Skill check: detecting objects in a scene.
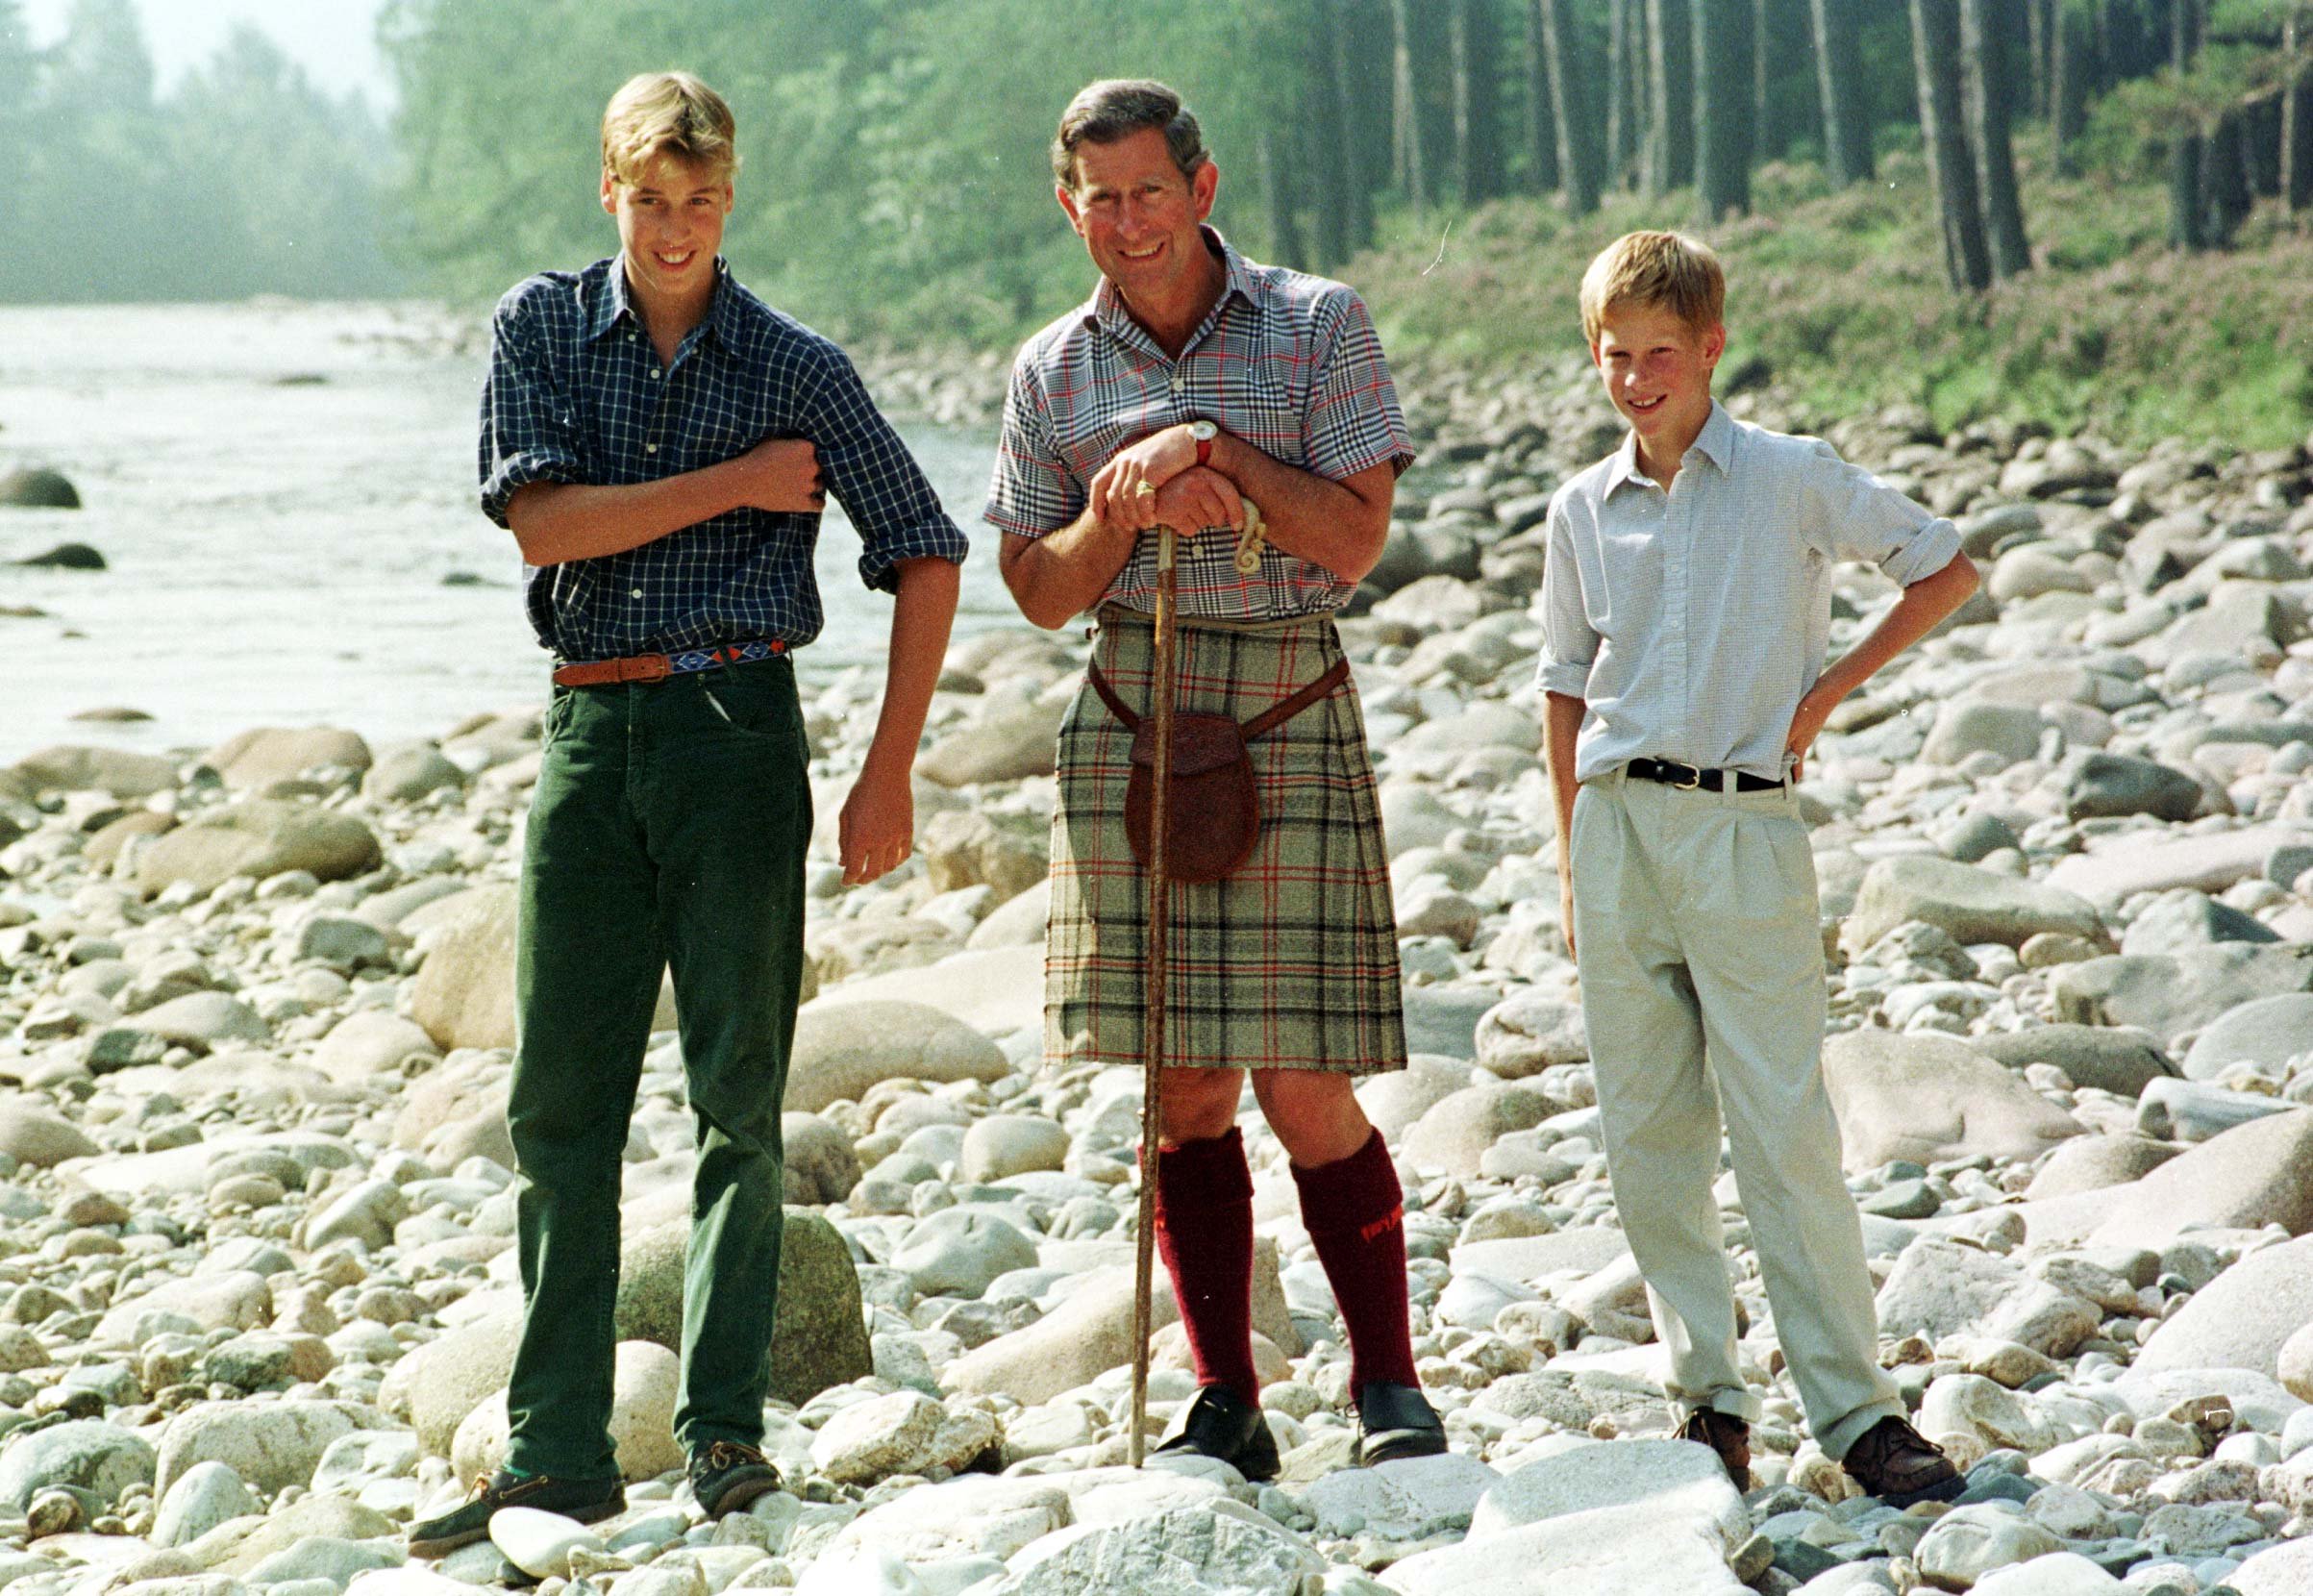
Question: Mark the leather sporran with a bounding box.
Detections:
[1087,655,1350,885]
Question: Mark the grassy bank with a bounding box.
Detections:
[1347,137,2313,453]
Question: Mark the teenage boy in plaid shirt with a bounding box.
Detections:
[989,79,1444,1477]
[410,71,964,1558]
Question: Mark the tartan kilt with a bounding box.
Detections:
[1046,608,1407,1076]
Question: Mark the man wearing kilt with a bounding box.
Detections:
[987,79,1444,1476]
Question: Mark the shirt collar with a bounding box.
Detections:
[585,255,739,349]
[1082,225,1258,350]
[1604,399,1735,495]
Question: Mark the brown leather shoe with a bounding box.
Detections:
[1676,1408,1753,1490]
[1842,1415,1964,1506]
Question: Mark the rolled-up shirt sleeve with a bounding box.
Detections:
[1535,492,1599,699]
[982,360,1081,541]
[1305,289,1416,481]
[478,289,586,530]
[801,344,968,594]
[1799,438,1962,586]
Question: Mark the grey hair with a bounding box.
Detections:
[1052,79,1208,188]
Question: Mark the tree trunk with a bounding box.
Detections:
[2202,106,2251,246]
[2026,0,2051,121]
[1522,0,1559,190]
[1331,0,1379,253]
[1753,0,1781,160]
[1910,0,1992,290]
[1259,129,1307,271]
[1391,0,1429,212]
[1646,0,1695,194]
[1541,0,1602,212]
[1960,0,2030,276]
[1451,0,1503,206]
[1306,2,1354,268]
[1608,0,1644,187]
[2170,0,2203,248]
[2052,0,2089,177]
[2245,90,2281,198]
[1811,0,1876,185]
[1694,0,1753,221]
[2286,5,2313,213]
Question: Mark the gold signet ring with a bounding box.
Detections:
[1133,481,1157,497]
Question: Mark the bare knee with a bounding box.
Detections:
[1252,1070,1374,1167]
[1156,1067,1244,1146]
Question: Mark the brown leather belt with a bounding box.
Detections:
[551,639,786,688]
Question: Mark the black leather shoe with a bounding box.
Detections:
[407,1469,625,1559]
[1842,1415,1964,1507]
[1356,1383,1447,1466]
[689,1439,783,1517]
[1156,1385,1281,1482]
[1677,1408,1754,1490]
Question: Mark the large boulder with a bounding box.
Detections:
[2180,994,2313,1080]
[154,1400,386,1496]
[993,1502,1324,1596]
[406,886,682,1051]
[1822,1031,2082,1173]
[2062,752,2204,822]
[783,999,1010,1113]
[2083,1110,2313,1251]
[917,702,1064,786]
[1383,1499,1745,1596]
[948,1242,1298,1407]
[135,800,381,895]
[11,744,177,799]
[0,1100,100,1166]
[2050,943,2313,1045]
[1472,991,1588,1078]
[1876,1237,2101,1357]
[1845,856,2104,953]
[808,945,1045,1035]
[0,1420,155,1510]
[2133,1234,2313,1380]
[2024,1135,2180,1200]
[1400,1084,1555,1178]
[2048,826,2313,909]
[1973,1025,2175,1098]
[613,1209,871,1407]
[377,1305,522,1459]
[311,1010,439,1084]
[200,728,372,790]
[450,1341,681,1484]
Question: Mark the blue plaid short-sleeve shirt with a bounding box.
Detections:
[984,228,1414,621]
[480,255,968,661]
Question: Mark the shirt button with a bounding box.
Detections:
[631,588,643,599]
[645,443,658,454]
[648,369,660,381]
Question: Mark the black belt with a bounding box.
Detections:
[1627,757,1785,794]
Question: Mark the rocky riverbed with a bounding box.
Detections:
[1,364,2312,1596]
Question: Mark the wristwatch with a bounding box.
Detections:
[1188,418,1218,468]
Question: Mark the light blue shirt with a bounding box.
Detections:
[1537,402,1961,784]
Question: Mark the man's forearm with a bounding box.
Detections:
[507,463,743,567]
[1545,692,1585,872]
[999,512,1137,630]
[1209,435,1391,585]
[1817,552,1980,701]
[861,558,962,776]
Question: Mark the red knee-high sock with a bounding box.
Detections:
[1147,1126,1260,1404]
[1293,1130,1419,1399]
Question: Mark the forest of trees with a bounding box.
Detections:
[0,0,401,302]
[3,0,2309,327]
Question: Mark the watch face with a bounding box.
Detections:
[1190,420,1217,440]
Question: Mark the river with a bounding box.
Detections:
[0,300,1014,766]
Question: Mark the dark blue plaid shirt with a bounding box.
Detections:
[480,255,968,661]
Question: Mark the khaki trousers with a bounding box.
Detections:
[1569,766,1902,1461]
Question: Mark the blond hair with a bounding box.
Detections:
[601,71,738,186]
[1579,231,1725,346]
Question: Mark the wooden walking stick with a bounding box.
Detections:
[1129,519,1181,1469]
